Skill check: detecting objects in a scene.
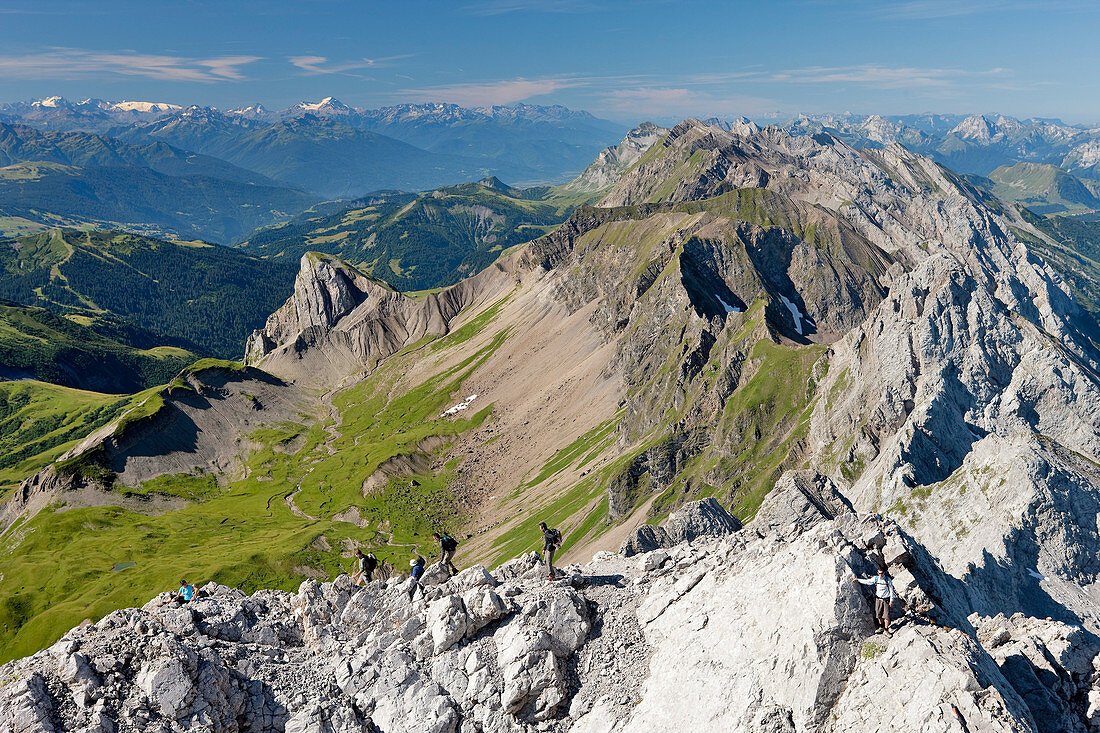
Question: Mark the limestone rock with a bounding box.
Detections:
[754,469,853,537]
[621,497,741,556]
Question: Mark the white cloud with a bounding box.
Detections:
[691,65,1011,91]
[461,0,601,16]
[868,0,1094,19]
[402,77,585,106]
[288,54,410,75]
[0,49,261,82]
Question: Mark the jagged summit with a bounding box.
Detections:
[564,121,669,192]
[476,175,512,192]
[286,96,354,117]
[950,113,997,142]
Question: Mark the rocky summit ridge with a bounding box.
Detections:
[4,493,1100,732]
[6,118,1100,731]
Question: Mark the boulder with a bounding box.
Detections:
[620,498,740,557]
[753,470,853,537]
[621,525,669,557]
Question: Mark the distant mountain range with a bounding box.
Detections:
[0,299,197,393]
[0,122,315,242]
[780,112,1100,179]
[0,96,627,201]
[241,176,593,291]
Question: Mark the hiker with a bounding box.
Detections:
[852,566,897,635]
[433,531,459,576]
[171,579,196,607]
[539,521,563,580]
[407,555,426,602]
[353,549,378,586]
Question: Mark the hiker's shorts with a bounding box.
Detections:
[874,597,891,621]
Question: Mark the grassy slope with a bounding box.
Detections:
[0,306,508,663]
[0,381,140,500]
[0,299,197,393]
[982,163,1100,214]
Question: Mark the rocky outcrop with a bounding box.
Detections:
[752,470,853,537]
[244,251,517,385]
[565,122,668,193]
[5,510,1098,732]
[620,497,741,556]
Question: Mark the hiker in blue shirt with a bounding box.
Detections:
[852,566,897,635]
[407,556,426,602]
[172,579,196,606]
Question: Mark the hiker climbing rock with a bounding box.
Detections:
[171,579,196,607]
[353,549,377,586]
[539,521,563,580]
[852,565,897,635]
[433,531,459,576]
[408,555,426,602]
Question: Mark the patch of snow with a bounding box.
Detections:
[442,394,478,417]
[1028,568,1045,581]
[34,96,66,108]
[715,294,742,314]
[295,97,350,113]
[779,295,809,335]
[111,101,182,113]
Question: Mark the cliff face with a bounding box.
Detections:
[564,122,669,193]
[244,251,518,387]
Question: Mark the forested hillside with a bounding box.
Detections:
[0,229,297,357]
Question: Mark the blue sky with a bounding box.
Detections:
[1,0,1098,124]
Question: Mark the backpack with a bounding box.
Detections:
[548,528,562,548]
[440,534,458,552]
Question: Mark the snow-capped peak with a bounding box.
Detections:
[950,114,996,142]
[32,96,68,108]
[109,101,183,113]
[292,97,352,114]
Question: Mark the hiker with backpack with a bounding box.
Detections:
[408,555,426,602]
[433,531,459,576]
[352,549,378,586]
[851,565,897,635]
[539,521,563,580]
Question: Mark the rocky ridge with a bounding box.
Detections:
[564,122,669,193]
[4,484,1100,732]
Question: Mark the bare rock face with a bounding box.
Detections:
[243,251,517,386]
[565,122,669,193]
[620,497,741,556]
[245,252,381,363]
[753,469,853,538]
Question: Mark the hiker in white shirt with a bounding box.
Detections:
[852,566,897,635]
